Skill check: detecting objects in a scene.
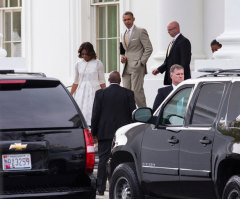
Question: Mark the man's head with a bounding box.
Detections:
[211,39,222,53]
[170,64,184,86]
[167,21,180,37]
[108,71,121,84]
[122,11,135,29]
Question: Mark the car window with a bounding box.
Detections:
[159,87,192,126]
[0,80,83,130]
[226,82,240,128]
[190,83,225,126]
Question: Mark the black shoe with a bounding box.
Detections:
[96,190,104,196]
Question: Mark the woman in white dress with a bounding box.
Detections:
[70,42,106,126]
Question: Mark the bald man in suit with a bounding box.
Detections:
[91,71,136,196]
[121,11,153,107]
[152,21,191,85]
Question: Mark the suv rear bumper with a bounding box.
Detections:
[0,175,96,199]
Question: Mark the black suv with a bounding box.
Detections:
[0,70,96,198]
[108,70,240,199]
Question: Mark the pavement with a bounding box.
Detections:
[96,183,109,199]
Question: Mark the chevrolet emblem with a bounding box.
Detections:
[9,143,27,151]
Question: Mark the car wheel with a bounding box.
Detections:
[109,162,142,199]
[223,175,240,199]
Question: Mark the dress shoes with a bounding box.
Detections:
[96,190,104,196]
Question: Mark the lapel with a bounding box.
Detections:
[123,26,136,49]
[169,34,182,54]
[166,85,173,94]
[128,26,136,48]
[123,29,127,49]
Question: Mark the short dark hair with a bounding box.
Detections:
[108,71,121,84]
[211,39,222,48]
[78,42,97,59]
[123,11,134,18]
[170,64,184,74]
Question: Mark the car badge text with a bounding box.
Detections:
[9,143,27,151]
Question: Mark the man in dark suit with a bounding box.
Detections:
[153,64,184,112]
[152,21,191,85]
[91,71,136,196]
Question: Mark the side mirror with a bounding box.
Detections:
[132,107,153,123]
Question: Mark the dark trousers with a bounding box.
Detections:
[97,139,112,192]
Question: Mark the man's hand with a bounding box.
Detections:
[152,69,159,75]
[93,136,98,144]
[121,56,127,63]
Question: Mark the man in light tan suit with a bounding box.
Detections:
[121,11,153,107]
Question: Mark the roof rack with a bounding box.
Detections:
[0,70,46,77]
[198,68,240,78]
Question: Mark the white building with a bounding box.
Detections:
[0,0,239,106]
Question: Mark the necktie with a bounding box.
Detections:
[167,38,174,57]
[125,29,130,47]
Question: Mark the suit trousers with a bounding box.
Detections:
[122,66,146,107]
[97,139,112,192]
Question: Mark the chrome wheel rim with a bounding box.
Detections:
[114,176,131,199]
[227,189,240,199]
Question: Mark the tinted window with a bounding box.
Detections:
[190,83,224,125]
[0,80,82,130]
[227,82,240,127]
[160,87,192,126]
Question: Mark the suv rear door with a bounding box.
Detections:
[179,82,229,199]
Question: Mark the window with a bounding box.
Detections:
[226,82,240,128]
[0,80,82,130]
[190,83,225,126]
[160,87,192,126]
[92,0,120,73]
[0,0,22,57]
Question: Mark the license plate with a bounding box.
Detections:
[2,154,32,171]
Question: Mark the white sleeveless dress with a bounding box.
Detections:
[73,59,105,125]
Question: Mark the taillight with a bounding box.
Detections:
[84,129,95,174]
[0,80,26,84]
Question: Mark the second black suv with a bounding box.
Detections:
[108,70,240,199]
[0,70,96,198]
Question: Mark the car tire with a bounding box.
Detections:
[223,175,240,199]
[109,162,142,199]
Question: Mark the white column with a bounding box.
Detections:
[214,0,240,59]
[142,0,204,107]
[153,0,205,64]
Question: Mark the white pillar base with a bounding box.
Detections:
[214,32,240,59]
[0,57,27,72]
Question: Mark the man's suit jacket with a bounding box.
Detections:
[122,25,153,74]
[158,34,191,85]
[152,85,173,112]
[91,84,136,140]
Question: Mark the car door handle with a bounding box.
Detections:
[168,137,179,144]
[199,137,212,145]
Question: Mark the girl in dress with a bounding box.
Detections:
[71,42,106,126]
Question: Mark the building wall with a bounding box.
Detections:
[16,0,225,107]
[28,0,75,87]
